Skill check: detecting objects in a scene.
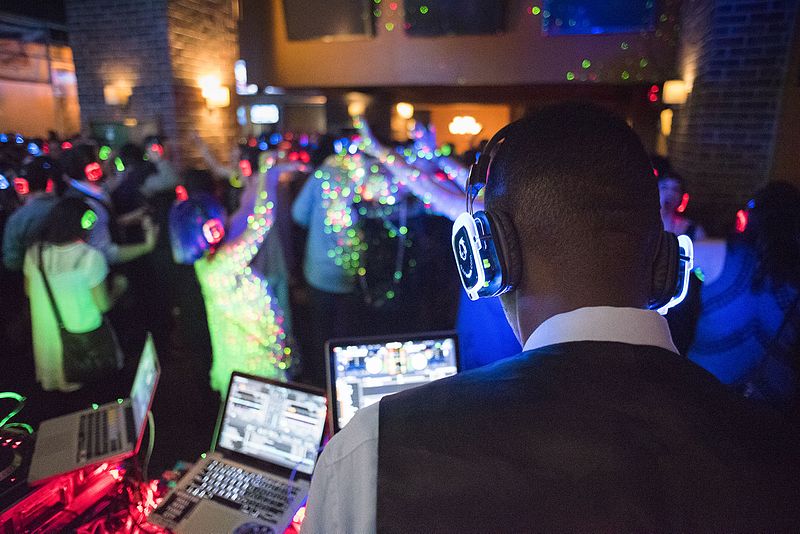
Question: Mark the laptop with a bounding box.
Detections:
[149,374,328,534]
[28,334,160,484]
[326,331,460,432]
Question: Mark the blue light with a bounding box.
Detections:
[258,141,268,151]
[15,135,23,144]
[0,134,7,143]
[27,142,40,156]
[0,175,8,189]
[269,133,282,145]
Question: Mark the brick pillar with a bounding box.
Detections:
[65,0,238,169]
[168,0,239,168]
[668,0,800,235]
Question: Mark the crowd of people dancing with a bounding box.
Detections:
[1,110,798,423]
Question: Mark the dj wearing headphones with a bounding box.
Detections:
[303,104,798,532]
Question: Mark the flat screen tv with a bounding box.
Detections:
[404,0,508,37]
[282,0,374,41]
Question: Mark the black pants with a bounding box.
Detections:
[304,287,364,389]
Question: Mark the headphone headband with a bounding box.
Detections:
[466,122,516,214]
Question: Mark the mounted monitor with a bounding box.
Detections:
[404,0,508,37]
[282,0,374,41]
[542,0,656,35]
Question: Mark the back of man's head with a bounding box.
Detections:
[485,103,661,305]
[21,156,60,192]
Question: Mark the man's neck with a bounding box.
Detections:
[512,291,647,346]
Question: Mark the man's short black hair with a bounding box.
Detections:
[42,197,92,244]
[485,103,661,283]
[62,144,100,181]
[21,156,61,192]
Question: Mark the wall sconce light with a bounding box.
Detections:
[448,115,483,136]
[662,80,688,105]
[395,102,414,119]
[660,108,674,137]
[104,83,132,106]
[199,75,231,109]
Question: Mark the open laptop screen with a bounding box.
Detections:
[217,375,327,475]
[131,335,159,438]
[328,332,459,431]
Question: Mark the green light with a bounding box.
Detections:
[581,59,591,69]
[99,146,111,160]
[566,71,575,81]
[201,453,207,459]
[386,290,395,299]
[81,210,97,230]
[373,8,381,16]
[385,22,394,31]
[420,5,428,14]
[92,403,99,410]
[117,398,124,404]
[373,0,380,3]
[621,70,630,80]
[639,58,648,68]
[114,156,125,172]
[531,6,541,15]
[393,271,402,280]
[693,267,705,282]
[399,226,408,235]
[440,144,452,157]
[483,258,491,269]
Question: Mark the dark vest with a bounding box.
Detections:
[377,342,799,532]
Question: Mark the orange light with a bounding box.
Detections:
[677,193,690,213]
[735,209,749,233]
[13,177,29,195]
[239,159,253,177]
[203,218,225,245]
[84,162,103,181]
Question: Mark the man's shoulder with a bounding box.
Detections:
[320,402,380,466]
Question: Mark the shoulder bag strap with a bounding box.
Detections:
[37,244,66,330]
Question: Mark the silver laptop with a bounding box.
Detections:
[28,334,160,484]
[149,373,328,534]
[326,331,460,432]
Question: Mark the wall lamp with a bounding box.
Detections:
[199,75,231,109]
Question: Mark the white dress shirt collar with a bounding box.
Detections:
[522,306,678,354]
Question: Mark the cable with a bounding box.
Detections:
[142,410,155,483]
[0,391,26,428]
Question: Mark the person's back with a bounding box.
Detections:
[303,104,800,532]
[2,157,60,270]
[690,182,800,413]
[379,340,797,531]
[23,199,110,392]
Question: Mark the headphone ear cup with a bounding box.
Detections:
[650,231,680,310]
[485,210,522,291]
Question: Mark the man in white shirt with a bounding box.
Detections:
[303,104,798,532]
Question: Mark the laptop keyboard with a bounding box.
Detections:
[77,409,123,462]
[185,459,300,522]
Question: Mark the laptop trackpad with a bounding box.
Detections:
[178,500,275,534]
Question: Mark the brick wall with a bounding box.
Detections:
[669,0,800,235]
[65,0,238,168]
[65,0,176,139]
[167,0,239,168]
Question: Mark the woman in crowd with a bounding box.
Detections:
[173,153,306,394]
[22,197,136,391]
[689,181,800,414]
